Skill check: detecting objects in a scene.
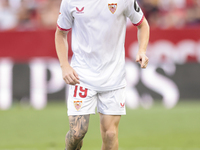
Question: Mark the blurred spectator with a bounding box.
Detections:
[0,0,17,31]
[139,0,200,29]
[0,0,199,31]
[138,0,160,28]
[185,0,200,27]
[17,0,39,31]
[38,0,61,29]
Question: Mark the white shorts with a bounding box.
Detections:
[67,85,126,116]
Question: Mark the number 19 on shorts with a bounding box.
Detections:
[73,85,88,98]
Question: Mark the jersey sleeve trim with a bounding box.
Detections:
[57,24,71,31]
[133,15,144,26]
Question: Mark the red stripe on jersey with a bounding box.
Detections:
[133,15,145,26]
[57,24,71,31]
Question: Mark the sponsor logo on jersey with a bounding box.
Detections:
[120,102,125,108]
[108,3,117,14]
[76,7,84,13]
[74,101,82,111]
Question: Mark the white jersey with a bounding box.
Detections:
[57,0,144,91]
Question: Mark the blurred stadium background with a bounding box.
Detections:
[0,0,200,149]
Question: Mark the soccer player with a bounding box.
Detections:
[55,0,149,149]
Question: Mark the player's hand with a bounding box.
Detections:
[136,52,149,69]
[61,65,80,85]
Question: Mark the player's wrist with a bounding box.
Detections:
[60,63,70,68]
[137,50,146,55]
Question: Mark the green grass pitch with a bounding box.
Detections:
[0,101,200,150]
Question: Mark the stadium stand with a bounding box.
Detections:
[0,0,200,31]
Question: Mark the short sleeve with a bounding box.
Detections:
[57,0,73,31]
[124,0,144,26]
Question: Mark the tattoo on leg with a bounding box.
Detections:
[65,115,89,150]
[75,140,83,150]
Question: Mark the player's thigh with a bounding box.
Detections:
[68,115,90,136]
[99,113,121,132]
[97,87,126,115]
[67,85,97,116]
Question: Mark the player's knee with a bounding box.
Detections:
[104,130,116,142]
[72,128,88,141]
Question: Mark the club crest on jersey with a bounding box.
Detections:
[74,101,82,111]
[76,7,84,13]
[108,3,117,14]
